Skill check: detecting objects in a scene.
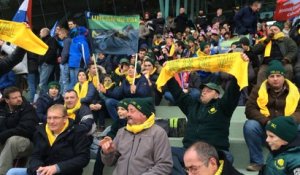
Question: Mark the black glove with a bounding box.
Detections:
[263,33,274,44]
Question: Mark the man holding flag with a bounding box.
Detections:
[158,53,249,175]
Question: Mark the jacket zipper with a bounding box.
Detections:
[134,138,142,156]
[126,135,135,175]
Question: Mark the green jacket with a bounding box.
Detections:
[260,135,300,175]
[166,77,240,150]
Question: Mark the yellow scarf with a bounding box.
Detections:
[259,32,285,57]
[45,119,69,146]
[115,67,127,76]
[215,160,224,175]
[126,113,155,134]
[169,43,175,57]
[150,67,157,75]
[65,100,81,120]
[126,74,141,85]
[74,81,89,99]
[257,79,300,117]
[104,82,115,90]
[88,73,99,88]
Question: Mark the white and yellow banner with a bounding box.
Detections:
[156,52,249,91]
[0,19,48,55]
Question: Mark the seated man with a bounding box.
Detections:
[253,21,298,84]
[244,60,300,171]
[64,89,95,135]
[0,87,38,175]
[7,104,91,175]
[101,98,173,175]
[259,116,300,175]
[184,141,243,175]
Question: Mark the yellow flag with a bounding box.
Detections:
[156,52,249,92]
[0,20,48,55]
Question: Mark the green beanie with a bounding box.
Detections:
[48,81,60,91]
[144,58,155,66]
[265,116,298,143]
[187,35,195,43]
[271,22,284,31]
[267,60,285,76]
[128,97,155,118]
[117,98,130,110]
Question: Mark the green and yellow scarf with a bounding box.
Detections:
[215,160,224,175]
[45,119,69,146]
[88,73,99,88]
[74,81,89,99]
[257,79,299,117]
[65,100,81,120]
[115,67,127,76]
[259,32,285,57]
[126,74,141,85]
[126,113,155,134]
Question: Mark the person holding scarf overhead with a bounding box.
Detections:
[101,98,172,175]
[253,22,298,84]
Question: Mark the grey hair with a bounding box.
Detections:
[188,141,219,166]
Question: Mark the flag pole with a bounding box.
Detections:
[133,53,138,85]
[92,53,100,86]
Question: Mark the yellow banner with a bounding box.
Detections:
[156,52,249,92]
[0,20,48,55]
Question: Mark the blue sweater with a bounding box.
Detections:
[69,35,90,68]
[121,75,152,98]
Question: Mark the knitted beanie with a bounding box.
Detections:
[48,81,60,91]
[271,21,284,31]
[267,60,285,76]
[265,116,298,143]
[128,97,155,118]
[117,98,130,110]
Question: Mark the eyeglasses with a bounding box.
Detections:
[184,164,205,174]
[47,116,65,121]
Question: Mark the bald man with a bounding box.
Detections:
[38,27,59,95]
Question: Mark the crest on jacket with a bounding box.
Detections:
[208,107,217,114]
[274,158,285,170]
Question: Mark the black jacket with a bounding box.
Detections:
[175,13,188,33]
[39,35,58,65]
[0,98,38,143]
[218,151,244,175]
[234,7,258,35]
[27,52,39,73]
[27,120,91,175]
[0,47,26,76]
[35,94,64,123]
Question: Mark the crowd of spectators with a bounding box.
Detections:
[1,0,300,174]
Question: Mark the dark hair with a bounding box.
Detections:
[65,89,78,97]
[77,69,88,80]
[101,74,112,83]
[67,19,77,25]
[3,87,21,99]
[175,40,186,50]
[251,0,261,5]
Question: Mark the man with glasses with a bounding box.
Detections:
[184,141,242,175]
[0,87,38,175]
[6,104,91,175]
[253,21,298,84]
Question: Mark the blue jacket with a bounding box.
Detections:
[35,94,64,122]
[69,35,90,68]
[0,71,15,90]
[234,7,258,35]
[121,75,152,98]
[103,84,123,100]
